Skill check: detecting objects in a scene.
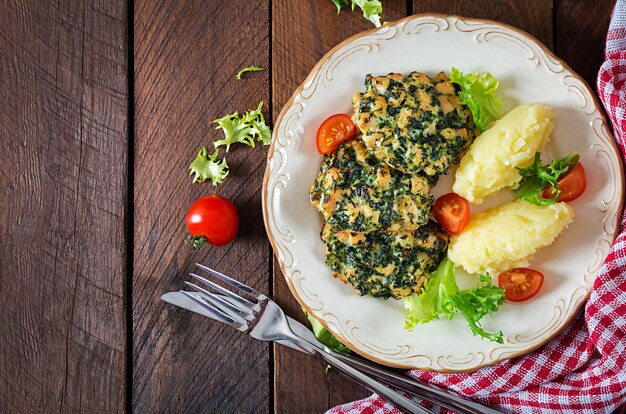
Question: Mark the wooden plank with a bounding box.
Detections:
[271,1,407,412]
[132,1,271,412]
[413,0,554,49]
[555,0,614,88]
[0,0,127,412]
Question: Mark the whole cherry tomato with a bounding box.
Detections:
[186,195,239,247]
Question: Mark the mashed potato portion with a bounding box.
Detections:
[448,199,574,274]
[453,104,554,204]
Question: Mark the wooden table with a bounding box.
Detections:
[0,0,616,412]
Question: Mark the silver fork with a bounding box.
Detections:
[179,263,433,414]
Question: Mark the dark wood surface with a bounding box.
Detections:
[0,0,128,412]
[0,0,616,413]
[132,1,271,413]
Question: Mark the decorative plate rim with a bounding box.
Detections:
[262,13,625,371]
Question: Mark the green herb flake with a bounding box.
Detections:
[189,146,229,185]
[236,65,264,80]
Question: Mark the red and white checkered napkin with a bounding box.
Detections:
[328,2,626,413]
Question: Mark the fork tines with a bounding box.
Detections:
[181,264,265,333]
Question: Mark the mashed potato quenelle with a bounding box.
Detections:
[448,199,574,274]
[453,104,555,204]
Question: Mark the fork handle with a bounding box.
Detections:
[289,337,433,414]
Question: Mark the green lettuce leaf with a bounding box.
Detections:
[445,274,506,343]
[514,152,580,205]
[188,146,229,185]
[213,101,271,151]
[330,0,382,27]
[403,257,505,343]
[403,256,458,328]
[449,67,503,132]
[236,65,264,80]
[304,309,352,356]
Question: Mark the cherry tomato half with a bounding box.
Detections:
[432,193,470,235]
[185,195,239,247]
[541,162,587,203]
[498,268,544,302]
[316,114,357,154]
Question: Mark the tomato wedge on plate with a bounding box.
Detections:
[316,114,357,154]
[432,193,470,235]
[541,162,587,202]
[498,268,544,302]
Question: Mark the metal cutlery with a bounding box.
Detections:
[162,264,503,414]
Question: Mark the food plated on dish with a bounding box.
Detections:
[263,14,623,371]
[310,67,583,343]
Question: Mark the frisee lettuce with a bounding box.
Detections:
[304,309,352,356]
[330,0,382,27]
[403,257,506,343]
[450,67,503,132]
[514,152,580,205]
[213,101,272,151]
[236,65,264,80]
[189,146,229,185]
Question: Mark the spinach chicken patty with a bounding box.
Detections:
[311,71,473,300]
[322,222,449,299]
[353,71,477,176]
[310,139,434,233]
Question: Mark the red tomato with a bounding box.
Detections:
[185,195,239,247]
[498,268,544,302]
[432,193,470,235]
[541,162,587,202]
[316,114,357,154]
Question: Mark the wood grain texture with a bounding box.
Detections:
[271,1,407,413]
[133,1,271,412]
[0,0,127,412]
[413,0,554,49]
[555,0,614,88]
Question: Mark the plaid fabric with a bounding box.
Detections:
[329,2,626,413]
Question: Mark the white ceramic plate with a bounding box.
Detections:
[262,14,624,372]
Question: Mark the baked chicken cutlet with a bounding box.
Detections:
[310,139,434,233]
[352,71,477,175]
[322,222,449,299]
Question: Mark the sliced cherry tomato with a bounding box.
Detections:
[432,193,470,235]
[185,195,239,247]
[498,268,544,302]
[316,114,357,154]
[541,162,587,203]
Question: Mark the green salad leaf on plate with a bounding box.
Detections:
[403,257,506,343]
[450,67,503,132]
[304,309,352,356]
[514,152,580,206]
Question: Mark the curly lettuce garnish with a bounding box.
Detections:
[514,152,580,205]
[403,257,505,343]
[330,0,382,27]
[236,65,264,80]
[213,101,271,151]
[189,146,229,185]
[450,67,503,132]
